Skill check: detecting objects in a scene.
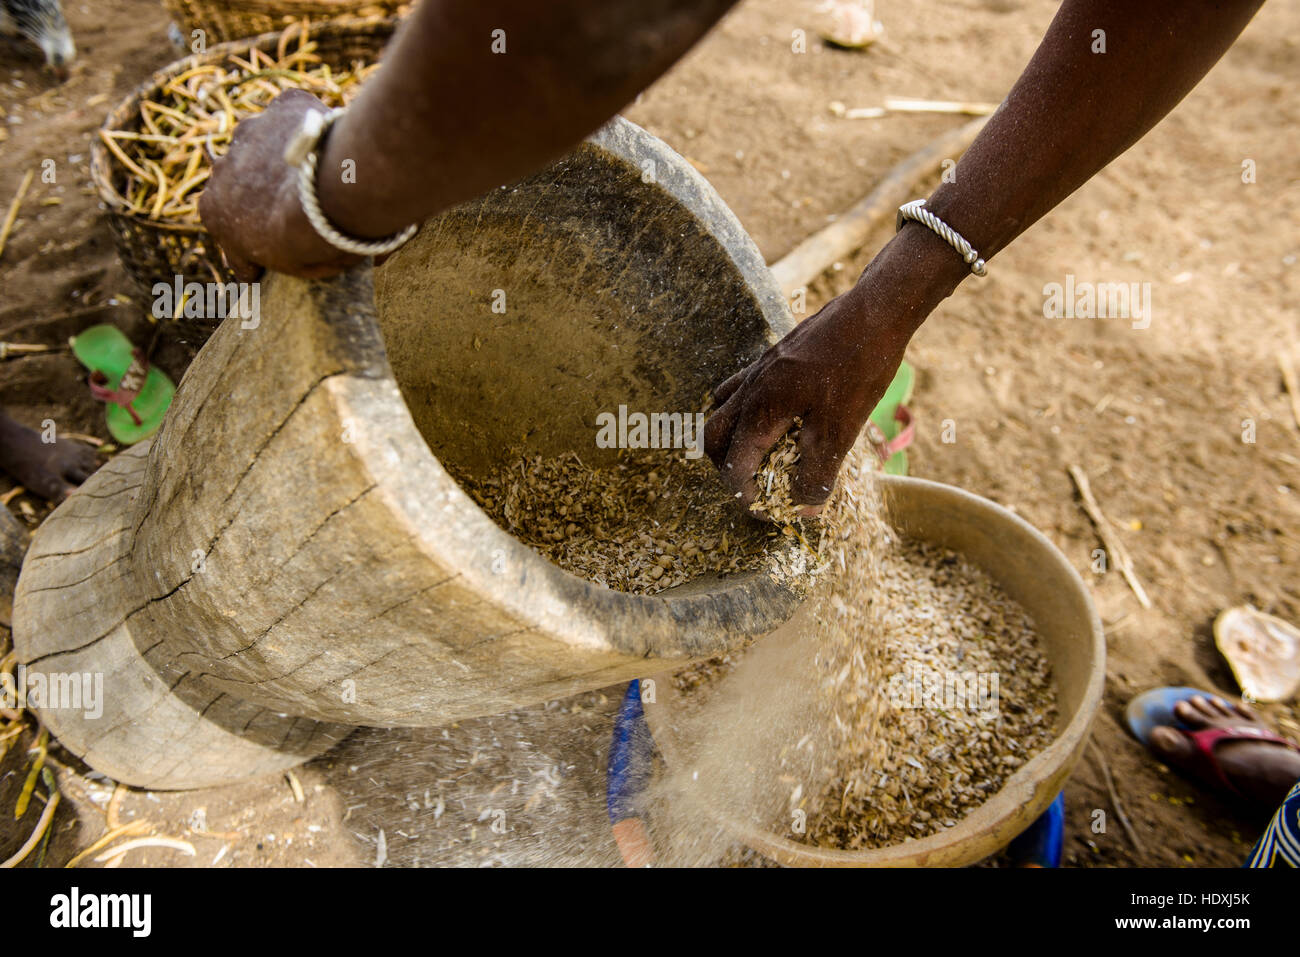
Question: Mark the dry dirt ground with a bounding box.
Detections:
[1,0,1298,867]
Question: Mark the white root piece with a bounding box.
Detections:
[92,836,196,863]
[882,97,999,116]
[829,99,998,120]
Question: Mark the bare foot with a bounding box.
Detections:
[0,412,101,502]
[1148,694,1300,806]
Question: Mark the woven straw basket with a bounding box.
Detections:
[90,17,396,344]
[163,0,409,44]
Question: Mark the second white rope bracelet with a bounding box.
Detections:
[896,199,987,277]
[283,107,420,258]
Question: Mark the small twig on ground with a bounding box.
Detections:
[286,769,305,803]
[55,433,104,447]
[65,819,151,868]
[1089,739,1144,854]
[34,768,58,867]
[0,169,35,260]
[830,99,999,119]
[0,303,131,331]
[1103,612,1134,634]
[0,342,59,360]
[188,829,244,841]
[14,729,49,819]
[1068,464,1152,609]
[883,97,999,115]
[93,836,196,865]
[3,768,59,868]
[1,788,60,867]
[769,115,989,298]
[106,782,127,829]
[1279,351,1300,432]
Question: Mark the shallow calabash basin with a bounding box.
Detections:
[644,474,1105,867]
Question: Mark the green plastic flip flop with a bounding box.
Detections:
[71,325,174,445]
[865,359,915,476]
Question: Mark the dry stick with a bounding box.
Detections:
[0,791,60,868]
[1279,351,1300,432]
[1088,739,1144,854]
[14,729,49,819]
[0,304,132,331]
[834,107,887,120]
[64,819,151,868]
[54,432,104,447]
[286,769,305,803]
[0,169,35,261]
[1068,464,1152,609]
[768,116,989,300]
[882,97,999,115]
[105,782,127,829]
[0,343,58,360]
[93,836,195,864]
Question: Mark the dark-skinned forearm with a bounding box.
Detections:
[863,0,1263,333]
[316,0,739,240]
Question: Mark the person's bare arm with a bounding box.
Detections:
[706,0,1265,513]
[200,0,738,278]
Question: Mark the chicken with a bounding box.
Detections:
[0,0,76,78]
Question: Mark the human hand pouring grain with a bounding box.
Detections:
[704,290,913,518]
[195,0,1262,523]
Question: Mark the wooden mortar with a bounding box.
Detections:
[12,117,798,789]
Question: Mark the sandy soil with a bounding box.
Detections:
[1,0,1297,867]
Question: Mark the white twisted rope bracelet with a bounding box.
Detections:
[896,199,987,277]
[284,107,419,259]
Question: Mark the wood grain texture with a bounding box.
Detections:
[12,117,802,788]
[13,444,352,789]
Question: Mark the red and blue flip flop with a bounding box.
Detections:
[1126,687,1300,801]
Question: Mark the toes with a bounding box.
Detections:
[1190,694,1225,720]
[1174,697,1213,727]
[1234,700,1262,722]
[1208,696,1237,718]
[1148,725,1196,767]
